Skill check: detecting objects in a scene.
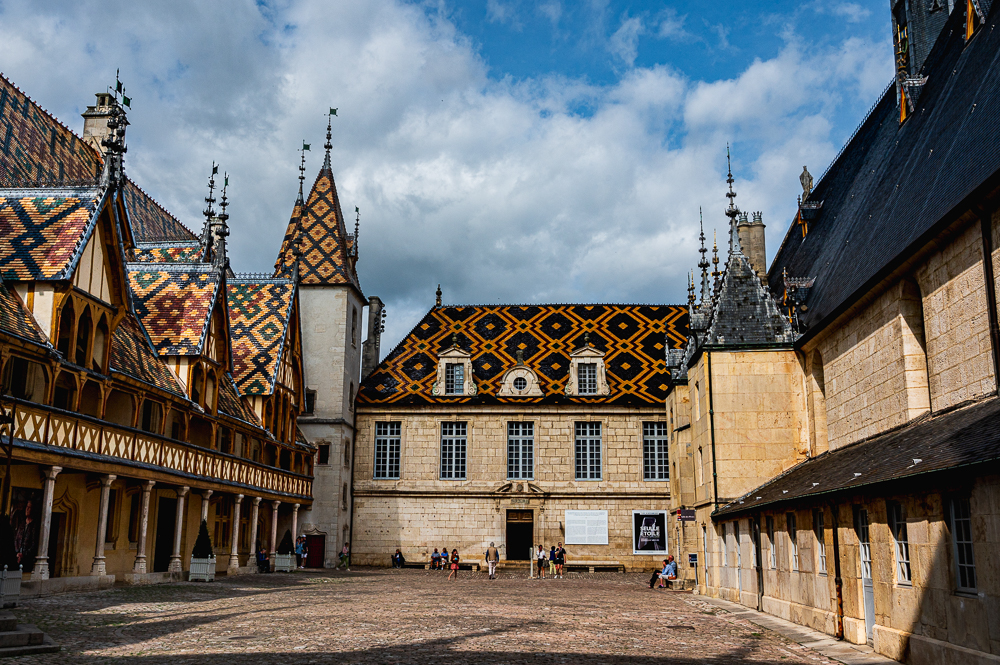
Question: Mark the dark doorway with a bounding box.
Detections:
[153,497,177,573]
[305,535,325,568]
[506,510,533,560]
[47,512,65,578]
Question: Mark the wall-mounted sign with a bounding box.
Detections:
[688,553,698,566]
[676,509,696,522]
[565,510,608,545]
[510,498,530,505]
[632,510,668,554]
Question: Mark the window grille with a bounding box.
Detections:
[887,502,911,585]
[814,509,827,574]
[950,498,976,592]
[574,422,602,480]
[507,422,534,480]
[444,364,464,394]
[578,363,597,394]
[374,422,401,479]
[440,422,467,479]
[787,512,799,571]
[642,422,669,480]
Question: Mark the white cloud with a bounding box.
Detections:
[487,0,519,28]
[656,9,690,41]
[828,2,871,23]
[0,0,893,355]
[538,1,561,29]
[608,13,644,67]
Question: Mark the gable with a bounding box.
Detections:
[128,266,220,355]
[228,279,295,396]
[122,179,197,243]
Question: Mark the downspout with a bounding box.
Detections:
[830,501,845,640]
[979,209,1000,396]
[707,351,720,513]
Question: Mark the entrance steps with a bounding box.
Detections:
[0,611,59,657]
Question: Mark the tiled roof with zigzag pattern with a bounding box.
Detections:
[228,278,295,396]
[0,279,46,344]
[128,265,220,356]
[110,314,185,396]
[359,303,688,406]
[122,179,197,243]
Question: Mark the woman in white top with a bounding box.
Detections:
[536,545,547,579]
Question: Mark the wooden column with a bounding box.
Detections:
[90,474,117,576]
[228,494,243,573]
[32,466,62,581]
[200,489,213,523]
[132,481,155,574]
[168,486,189,573]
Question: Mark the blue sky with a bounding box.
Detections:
[0,0,894,352]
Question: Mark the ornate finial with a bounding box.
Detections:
[584,332,590,347]
[687,270,696,305]
[219,172,230,222]
[451,332,458,348]
[204,162,217,220]
[323,108,336,170]
[98,72,130,189]
[516,349,524,365]
[352,206,360,259]
[698,207,711,304]
[712,230,721,293]
[297,142,309,205]
[435,284,442,307]
[724,145,742,256]
[215,172,231,270]
[201,163,218,260]
[800,165,813,199]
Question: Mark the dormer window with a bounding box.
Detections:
[565,334,610,397]
[445,364,464,394]
[513,377,526,390]
[578,363,597,394]
[432,334,477,397]
[498,350,543,397]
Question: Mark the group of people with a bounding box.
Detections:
[430,547,462,580]
[534,543,566,579]
[650,555,678,589]
[294,536,309,568]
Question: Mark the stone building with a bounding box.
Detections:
[353,302,688,569]
[666,3,1000,664]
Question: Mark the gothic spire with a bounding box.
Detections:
[201,162,218,261]
[323,110,333,171]
[698,207,711,304]
[98,72,130,190]
[297,143,307,206]
[214,172,231,270]
[725,145,743,256]
[712,230,721,294]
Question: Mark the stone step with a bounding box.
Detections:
[0,613,15,633]
[0,628,60,658]
[0,624,46,648]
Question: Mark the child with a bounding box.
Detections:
[440,544,449,570]
[448,549,460,581]
[431,548,441,570]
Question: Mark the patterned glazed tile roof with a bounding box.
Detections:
[130,241,204,264]
[218,371,263,427]
[128,265,221,355]
[228,278,295,396]
[109,315,185,396]
[122,179,197,243]
[359,304,689,406]
[273,160,361,290]
[0,279,47,344]
[0,186,103,280]
[0,73,102,187]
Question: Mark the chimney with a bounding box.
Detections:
[738,212,767,281]
[81,92,115,154]
[361,296,384,380]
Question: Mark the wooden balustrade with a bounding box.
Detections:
[8,400,311,499]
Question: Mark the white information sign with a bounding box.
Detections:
[564,510,609,545]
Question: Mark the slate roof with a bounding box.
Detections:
[0,279,47,344]
[273,157,361,290]
[0,186,104,281]
[130,241,204,264]
[122,179,197,243]
[128,264,221,355]
[0,73,102,187]
[716,396,1000,517]
[109,315,186,396]
[769,6,1000,333]
[359,304,689,406]
[228,278,295,396]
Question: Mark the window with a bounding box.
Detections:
[104,489,119,545]
[703,525,709,568]
[814,509,827,575]
[695,447,704,486]
[735,521,741,568]
[304,390,316,415]
[574,422,602,480]
[374,422,401,479]
[507,422,534,479]
[693,381,700,421]
[351,306,358,346]
[349,382,354,410]
[720,523,728,567]
[317,443,331,465]
[513,377,527,391]
[950,498,976,592]
[642,422,669,480]
[342,483,349,510]
[440,422,467,479]
[444,364,464,394]
[766,516,776,569]
[887,502,911,585]
[787,512,799,571]
[127,493,141,544]
[578,363,597,394]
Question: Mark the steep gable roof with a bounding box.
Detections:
[122,179,197,243]
[130,241,204,264]
[128,264,221,355]
[228,277,296,396]
[0,279,47,344]
[360,303,688,406]
[109,314,186,396]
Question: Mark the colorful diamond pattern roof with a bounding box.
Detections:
[128,266,220,355]
[0,280,46,344]
[359,304,689,406]
[228,279,295,396]
[218,371,262,427]
[273,163,360,289]
[130,242,204,263]
[0,74,102,187]
[0,187,102,280]
[110,315,185,396]
[122,179,196,243]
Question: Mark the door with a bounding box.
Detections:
[47,512,65,578]
[505,510,533,560]
[855,508,875,644]
[153,497,177,573]
[305,535,325,568]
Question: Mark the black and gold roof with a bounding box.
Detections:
[359,304,688,406]
[273,156,361,291]
[228,277,295,396]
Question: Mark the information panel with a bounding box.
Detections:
[564,510,608,545]
[632,510,668,554]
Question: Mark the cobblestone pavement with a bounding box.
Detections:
[11,569,843,664]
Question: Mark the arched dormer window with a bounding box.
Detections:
[92,315,109,373]
[498,350,543,397]
[56,299,75,358]
[191,365,204,405]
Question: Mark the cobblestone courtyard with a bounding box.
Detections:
[11,569,843,664]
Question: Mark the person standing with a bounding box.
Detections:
[448,549,460,581]
[336,542,350,571]
[536,545,547,579]
[485,542,500,580]
[548,546,556,578]
[295,536,305,568]
[555,542,565,578]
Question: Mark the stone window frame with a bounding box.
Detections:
[813,508,828,576]
[564,343,610,397]
[373,421,402,480]
[439,420,468,480]
[887,501,911,586]
[506,421,534,480]
[573,420,603,481]
[641,421,669,481]
[498,351,543,397]
[432,344,477,397]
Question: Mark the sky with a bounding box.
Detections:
[0,0,893,355]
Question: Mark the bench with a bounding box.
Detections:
[563,560,625,573]
[420,562,479,572]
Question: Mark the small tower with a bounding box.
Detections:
[737,210,767,282]
[81,93,116,154]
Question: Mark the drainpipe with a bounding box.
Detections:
[978,209,1000,396]
[707,351,720,512]
[830,501,845,640]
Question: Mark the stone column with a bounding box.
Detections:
[91,474,117,576]
[248,497,261,556]
[200,489,213,523]
[168,487,190,573]
[270,500,280,561]
[132,480,156,574]
[33,466,62,581]
[228,494,244,573]
[291,503,300,544]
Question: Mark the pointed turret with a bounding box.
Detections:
[698,208,711,305]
